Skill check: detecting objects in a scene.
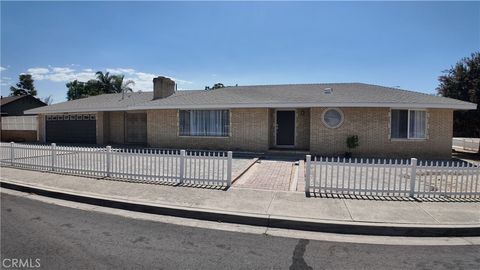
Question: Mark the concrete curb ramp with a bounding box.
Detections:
[1,180,479,237]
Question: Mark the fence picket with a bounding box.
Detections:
[305,155,479,198]
[1,143,231,187]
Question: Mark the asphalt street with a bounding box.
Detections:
[1,192,479,270]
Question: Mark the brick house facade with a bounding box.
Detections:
[29,76,475,159]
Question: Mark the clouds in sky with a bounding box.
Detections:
[1,66,12,86]
[24,66,192,91]
[27,67,96,83]
[0,77,12,86]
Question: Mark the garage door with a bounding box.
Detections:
[46,114,96,144]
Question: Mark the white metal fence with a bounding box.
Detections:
[1,116,37,130]
[0,142,233,187]
[305,156,480,198]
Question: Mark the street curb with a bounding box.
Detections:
[1,180,479,237]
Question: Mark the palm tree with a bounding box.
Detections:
[112,75,135,99]
[95,71,116,93]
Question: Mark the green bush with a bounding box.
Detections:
[345,135,359,158]
[346,135,359,150]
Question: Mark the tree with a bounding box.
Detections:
[212,83,225,89]
[66,79,103,100]
[66,71,137,100]
[66,80,86,100]
[112,75,135,98]
[205,83,226,90]
[437,52,480,137]
[10,74,37,96]
[96,71,117,94]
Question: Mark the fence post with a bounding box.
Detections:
[226,151,233,187]
[179,150,186,184]
[10,142,14,166]
[106,146,112,177]
[305,155,311,195]
[51,143,57,171]
[409,158,417,197]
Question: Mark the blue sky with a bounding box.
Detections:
[1,1,479,103]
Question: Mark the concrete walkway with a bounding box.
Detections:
[1,167,479,236]
[234,160,295,191]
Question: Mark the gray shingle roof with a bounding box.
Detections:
[1,95,25,106]
[25,83,476,114]
[25,92,154,114]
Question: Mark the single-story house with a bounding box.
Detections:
[1,95,47,116]
[1,95,47,142]
[25,77,477,159]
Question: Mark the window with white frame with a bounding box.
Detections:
[179,110,230,137]
[322,108,344,128]
[391,109,426,139]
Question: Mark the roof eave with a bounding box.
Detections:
[24,107,132,114]
[25,101,477,114]
[129,102,477,110]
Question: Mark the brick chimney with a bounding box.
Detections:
[153,76,176,99]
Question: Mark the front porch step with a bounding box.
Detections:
[263,149,310,160]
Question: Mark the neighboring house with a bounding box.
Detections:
[1,95,47,116]
[25,77,476,159]
[1,95,47,142]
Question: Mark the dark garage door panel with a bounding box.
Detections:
[46,120,96,144]
[126,113,147,144]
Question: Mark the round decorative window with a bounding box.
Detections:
[322,108,344,128]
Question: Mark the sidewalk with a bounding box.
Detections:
[1,167,479,236]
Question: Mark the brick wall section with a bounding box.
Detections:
[96,112,105,145]
[38,114,46,143]
[1,130,37,142]
[268,109,275,148]
[296,108,310,150]
[147,108,269,151]
[310,107,453,159]
[102,112,110,143]
[106,111,125,144]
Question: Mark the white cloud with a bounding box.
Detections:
[0,66,6,71]
[171,77,193,85]
[45,72,72,82]
[25,66,96,82]
[123,72,155,91]
[52,67,75,73]
[106,68,136,75]
[74,72,97,82]
[24,66,193,91]
[0,76,13,86]
[106,69,192,91]
[27,67,50,74]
